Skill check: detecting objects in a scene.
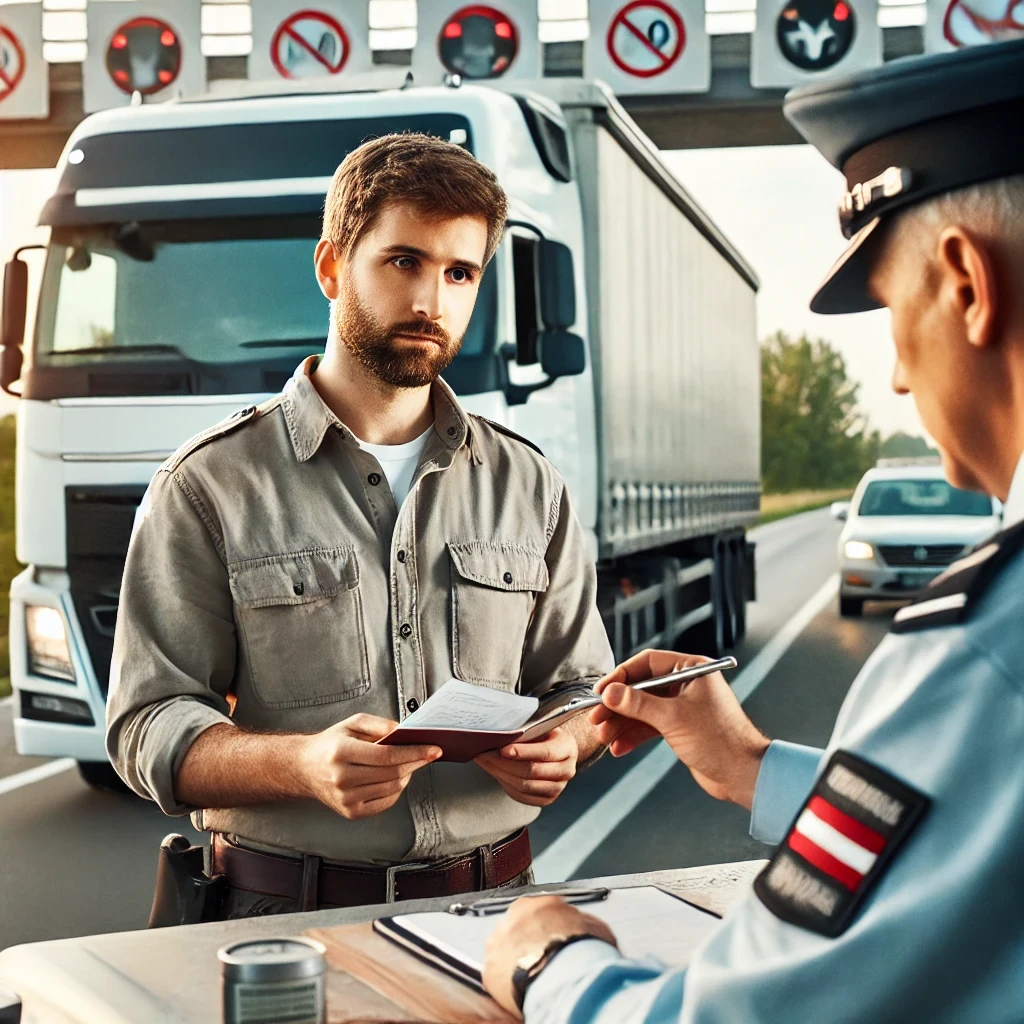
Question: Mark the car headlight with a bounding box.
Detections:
[25,605,75,682]
[844,540,875,561]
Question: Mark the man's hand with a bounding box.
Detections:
[588,650,770,809]
[483,896,619,1017]
[299,714,441,820]
[475,728,579,807]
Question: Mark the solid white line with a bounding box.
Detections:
[0,759,76,796]
[533,573,840,884]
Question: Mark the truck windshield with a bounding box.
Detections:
[33,217,497,397]
[858,479,994,517]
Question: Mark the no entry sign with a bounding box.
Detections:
[607,0,685,77]
[0,25,26,103]
[270,9,349,78]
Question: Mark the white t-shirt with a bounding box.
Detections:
[356,425,433,509]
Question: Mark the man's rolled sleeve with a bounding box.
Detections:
[105,468,237,815]
[519,480,614,698]
[749,740,823,844]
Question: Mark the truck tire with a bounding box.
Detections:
[77,761,132,795]
[839,596,864,618]
[722,545,740,649]
[686,555,726,657]
[732,542,748,642]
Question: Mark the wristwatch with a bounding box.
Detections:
[511,933,601,1012]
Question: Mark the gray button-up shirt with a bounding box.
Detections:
[106,357,613,864]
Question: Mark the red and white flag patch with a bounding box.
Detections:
[755,751,929,937]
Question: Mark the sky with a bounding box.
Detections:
[0,147,925,436]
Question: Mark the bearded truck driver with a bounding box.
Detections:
[105,132,613,921]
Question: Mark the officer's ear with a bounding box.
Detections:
[935,227,998,351]
[313,239,344,302]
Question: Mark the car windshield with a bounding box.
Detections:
[33,217,496,388]
[858,479,994,517]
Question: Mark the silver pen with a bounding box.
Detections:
[448,886,611,916]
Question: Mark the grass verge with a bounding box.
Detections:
[757,488,854,526]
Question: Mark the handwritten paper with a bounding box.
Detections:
[395,679,539,733]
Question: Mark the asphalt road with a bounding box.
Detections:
[0,507,897,952]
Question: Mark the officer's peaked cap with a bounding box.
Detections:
[783,38,1024,315]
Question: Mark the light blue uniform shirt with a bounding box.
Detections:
[526,455,1024,1024]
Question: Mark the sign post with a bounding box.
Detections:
[250,0,372,81]
[586,0,709,95]
[0,4,47,120]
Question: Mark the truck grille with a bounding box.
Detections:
[877,544,964,568]
[65,486,147,697]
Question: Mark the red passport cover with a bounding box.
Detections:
[377,727,526,763]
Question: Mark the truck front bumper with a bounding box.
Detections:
[9,566,108,763]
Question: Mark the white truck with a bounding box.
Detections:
[0,75,760,790]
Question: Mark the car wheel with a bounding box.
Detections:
[77,761,133,795]
[839,596,864,618]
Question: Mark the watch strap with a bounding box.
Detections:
[511,933,602,1012]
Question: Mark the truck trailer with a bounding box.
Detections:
[0,74,760,789]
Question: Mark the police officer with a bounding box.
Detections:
[483,38,1024,1022]
[106,133,612,919]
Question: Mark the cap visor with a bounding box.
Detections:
[810,218,886,315]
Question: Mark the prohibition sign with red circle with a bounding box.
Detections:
[0,25,27,103]
[607,0,686,78]
[271,10,350,79]
[105,16,182,95]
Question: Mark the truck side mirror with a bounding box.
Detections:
[1,257,28,396]
[538,330,585,378]
[537,240,576,329]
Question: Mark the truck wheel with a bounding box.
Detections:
[839,596,864,618]
[77,761,132,795]
[687,558,726,657]
[732,544,747,642]
[722,545,740,649]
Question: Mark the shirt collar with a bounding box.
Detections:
[1001,449,1024,530]
[280,355,472,463]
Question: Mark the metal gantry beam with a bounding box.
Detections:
[0,28,924,170]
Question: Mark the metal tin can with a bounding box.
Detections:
[218,937,327,1024]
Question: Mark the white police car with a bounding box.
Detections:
[833,462,1001,616]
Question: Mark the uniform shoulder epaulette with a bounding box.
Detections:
[891,518,1024,633]
[470,415,545,458]
[161,401,268,472]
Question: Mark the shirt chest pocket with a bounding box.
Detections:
[228,546,370,709]
[448,541,550,690]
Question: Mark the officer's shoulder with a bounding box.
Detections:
[891,520,1024,634]
[160,395,284,474]
[469,415,546,460]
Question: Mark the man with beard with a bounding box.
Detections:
[106,133,613,920]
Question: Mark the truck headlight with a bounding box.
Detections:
[25,605,75,682]
[844,540,875,561]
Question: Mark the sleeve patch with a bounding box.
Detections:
[754,751,930,937]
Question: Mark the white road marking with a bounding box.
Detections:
[533,573,840,883]
[0,758,76,796]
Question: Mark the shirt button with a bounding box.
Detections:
[368,472,382,486]
[406,698,419,713]
[399,623,412,638]
[397,550,407,564]
[503,572,513,585]
[293,582,304,596]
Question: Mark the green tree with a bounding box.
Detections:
[761,331,879,492]
[879,432,937,459]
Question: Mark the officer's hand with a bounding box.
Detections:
[588,650,770,809]
[483,896,619,1017]
[474,728,579,808]
[300,714,441,820]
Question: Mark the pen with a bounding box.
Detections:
[448,886,611,916]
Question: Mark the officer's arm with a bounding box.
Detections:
[519,478,614,765]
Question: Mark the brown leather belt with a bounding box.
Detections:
[210,828,532,910]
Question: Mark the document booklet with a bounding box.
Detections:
[372,885,721,992]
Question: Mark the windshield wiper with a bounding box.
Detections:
[240,338,325,349]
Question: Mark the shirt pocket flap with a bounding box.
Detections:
[228,547,359,608]
[448,541,549,593]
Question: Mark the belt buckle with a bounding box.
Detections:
[385,859,429,903]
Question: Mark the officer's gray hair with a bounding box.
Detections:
[893,174,1024,244]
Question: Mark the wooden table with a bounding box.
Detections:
[0,860,765,1024]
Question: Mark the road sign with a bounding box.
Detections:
[105,16,182,95]
[250,0,372,83]
[751,0,880,87]
[0,4,46,119]
[412,0,540,84]
[607,0,685,78]
[924,0,1024,52]
[84,0,203,112]
[271,10,349,78]
[587,0,708,94]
